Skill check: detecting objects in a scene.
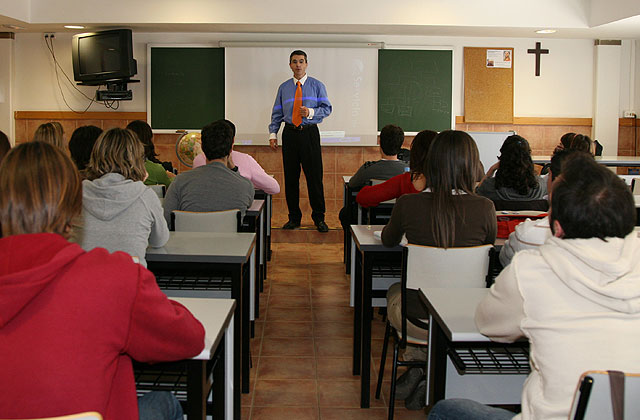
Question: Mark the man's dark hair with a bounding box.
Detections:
[224,119,236,138]
[201,120,233,160]
[550,149,592,181]
[379,124,404,156]
[550,154,635,240]
[290,50,307,62]
[68,125,103,171]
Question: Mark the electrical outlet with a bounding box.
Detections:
[44,33,55,39]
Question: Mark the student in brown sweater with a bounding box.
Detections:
[381,130,497,408]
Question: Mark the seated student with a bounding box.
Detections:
[77,128,169,267]
[429,153,640,420]
[338,124,407,230]
[164,119,254,226]
[0,129,10,162]
[68,125,103,174]
[348,124,407,190]
[33,121,65,150]
[476,134,547,202]
[540,132,594,175]
[127,120,175,188]
[0,142,204,420]
[356,129,437,208]
[499,149,590,266]
[192,120,280,194]
[381,130,497,409]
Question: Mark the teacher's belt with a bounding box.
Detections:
[284,123,317,131]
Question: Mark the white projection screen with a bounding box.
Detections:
[225,47,379,146]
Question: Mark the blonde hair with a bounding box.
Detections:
[33,122,65,149]
[85,128,147,182]
[0,142,82,238]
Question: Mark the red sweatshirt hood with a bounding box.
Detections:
[0,233,85,327]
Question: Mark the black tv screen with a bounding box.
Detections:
[72,29,137,85]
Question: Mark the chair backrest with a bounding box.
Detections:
[493,199,549,211]
[632,178,640,195]
[148,184,166,198]
[371,179,386,186]
[3,413,104,420]
[403,244,493,290]
[570,370,640,420]
[172,209,240,232]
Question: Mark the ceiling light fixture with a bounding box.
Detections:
[64,25,85,29]
[535,29,556,34]
[2,24,25,30]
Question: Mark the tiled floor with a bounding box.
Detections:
[243,241,428,419]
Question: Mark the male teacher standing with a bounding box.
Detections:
[269,50,332,232]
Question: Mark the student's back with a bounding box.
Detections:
[0,142,204,420]
[76,128,169,267]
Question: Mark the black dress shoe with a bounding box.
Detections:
[315,221,329,233]
[282,220,300,230]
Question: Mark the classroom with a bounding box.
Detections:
[0,1,640,419]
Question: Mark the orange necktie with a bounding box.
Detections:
[292,81,303,127]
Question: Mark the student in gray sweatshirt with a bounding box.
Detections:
[163,120,254,227]
[76,128,169,267]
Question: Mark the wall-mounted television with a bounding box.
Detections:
[72,29,137,85]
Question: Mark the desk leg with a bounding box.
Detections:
[225,316,239,420]
[360,251,373,408]
[213,334,226,420]
[241,263,251,393]
[352,246,362,376]
[266,195,272,261]
[186,360,207,420]
[427,315,448,407]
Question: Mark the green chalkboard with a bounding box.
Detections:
[150,47,225,130]
[378,49,453,132]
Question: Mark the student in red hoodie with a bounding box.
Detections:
[0,142,205,420]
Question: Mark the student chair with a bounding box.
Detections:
[492,199,549,211]
[569,370,640,420]
[366,179,396,225]
[148,184,166,198]
[376,243,493,420]
[171,209,241,232]
[2,413,103,420]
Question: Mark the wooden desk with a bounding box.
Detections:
[419,288,529,407]
[135,298,237,420]
[350,224,403,408]
[533,155,640,167]
[146,231,256,394]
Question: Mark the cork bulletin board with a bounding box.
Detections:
[464,47,514,123]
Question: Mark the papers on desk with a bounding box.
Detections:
[373,230,408,246]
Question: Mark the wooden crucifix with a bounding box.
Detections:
[527,42,549,76]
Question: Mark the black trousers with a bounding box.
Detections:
[282,124,325,224]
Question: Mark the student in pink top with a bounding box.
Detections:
[192,120,280,194]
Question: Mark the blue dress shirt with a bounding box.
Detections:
[269,76,332,134]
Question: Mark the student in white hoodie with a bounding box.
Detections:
[428,153,640,420]
[76,128,169,267]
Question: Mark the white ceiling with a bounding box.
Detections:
[1,0,639,39]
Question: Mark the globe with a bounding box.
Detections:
[175,132,202,167]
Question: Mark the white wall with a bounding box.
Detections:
[0,37,14,141]
[13,31,597,120]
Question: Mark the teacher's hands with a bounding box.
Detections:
[269,138,278,151]
[299,106,310,118]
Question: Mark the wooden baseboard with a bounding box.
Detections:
[14,111,147,120]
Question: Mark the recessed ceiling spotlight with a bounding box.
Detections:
[64,25,85,29]
[2,24,25,30]
[535,29,556,34]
